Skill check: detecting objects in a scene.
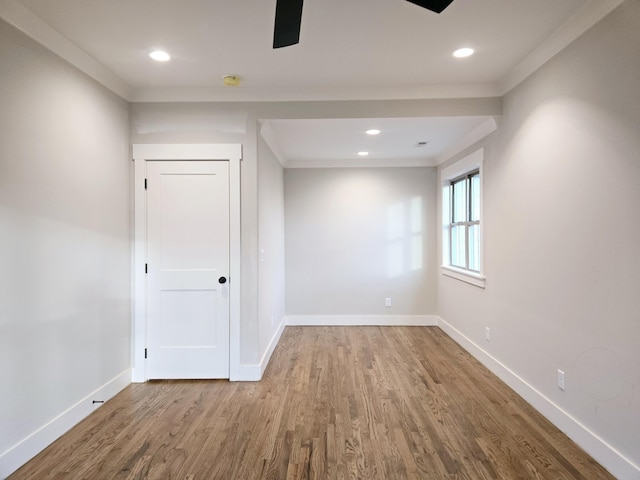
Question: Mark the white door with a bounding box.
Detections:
[146,160,230,379]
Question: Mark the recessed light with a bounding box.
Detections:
[358,151,369,156]
[366,129,381,135]
[453,47,474,58]
[149,50,171,62]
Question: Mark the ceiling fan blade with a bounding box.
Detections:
[405,0,454,14]
[273,0,304,48]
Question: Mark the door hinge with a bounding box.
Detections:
[144,178,147,190]
[144,348,147,359]
[145,263,148,274]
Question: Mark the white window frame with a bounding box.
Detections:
[441,148,486,288]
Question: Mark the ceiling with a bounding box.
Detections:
[260,116,495,167]
[1,0,622,167]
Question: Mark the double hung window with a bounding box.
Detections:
[449,171,480,272]
[441,148,485,287]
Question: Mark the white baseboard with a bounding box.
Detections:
[0,369,131,479]
[234,363,261,382]
[286,315,438,326]
[260,317,286,378]
[232,316,287,382]
[235,313,429,379]
[436,317,640,480]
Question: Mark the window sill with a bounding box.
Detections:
[441,265,486,288]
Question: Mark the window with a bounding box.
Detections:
[441,149,485,288]
[449,170,480,271]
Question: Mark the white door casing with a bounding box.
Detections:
[132,144,242,382]
[146,161,229,379]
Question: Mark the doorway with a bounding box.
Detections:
[132,144,242,382]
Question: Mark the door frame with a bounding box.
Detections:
[131,144,242,382]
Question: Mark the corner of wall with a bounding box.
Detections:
[233,316,287,382]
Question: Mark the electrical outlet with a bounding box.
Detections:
[557,369,565,391]
[485,327,491,341]
[385,297,392,307]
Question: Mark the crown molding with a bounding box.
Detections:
[129,83,500,103]
[0,0,132,100]
[1,0,624,103]
[499,0,625,95]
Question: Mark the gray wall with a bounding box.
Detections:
[3,1,637,475]
[129,98,482,359]
[438,1,640,472]
[285,167,438,316]
[258,136,286,355]
[0,17,131,466]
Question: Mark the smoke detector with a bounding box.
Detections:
[223,75,241,87]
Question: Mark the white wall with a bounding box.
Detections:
[257,135,286,371]
[0,19,131,476]
[285,167,438,320]
[437,2,640,477]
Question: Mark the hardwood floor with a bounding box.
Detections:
[9,327,615,479]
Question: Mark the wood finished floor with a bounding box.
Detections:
[9,326,615,480]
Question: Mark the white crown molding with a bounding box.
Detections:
[499,0,625,95]
[1,0,623,104]
[0,0,132,100]
[129,83,501,103]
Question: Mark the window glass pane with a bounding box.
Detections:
[452,179,467,222]
[445,160,482,274]
[451,225,466,268]
[468,224,480,271]
[470,173,480,222]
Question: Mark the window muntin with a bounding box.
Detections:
[448,170,480,272]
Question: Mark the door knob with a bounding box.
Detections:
[218,276,227,284]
